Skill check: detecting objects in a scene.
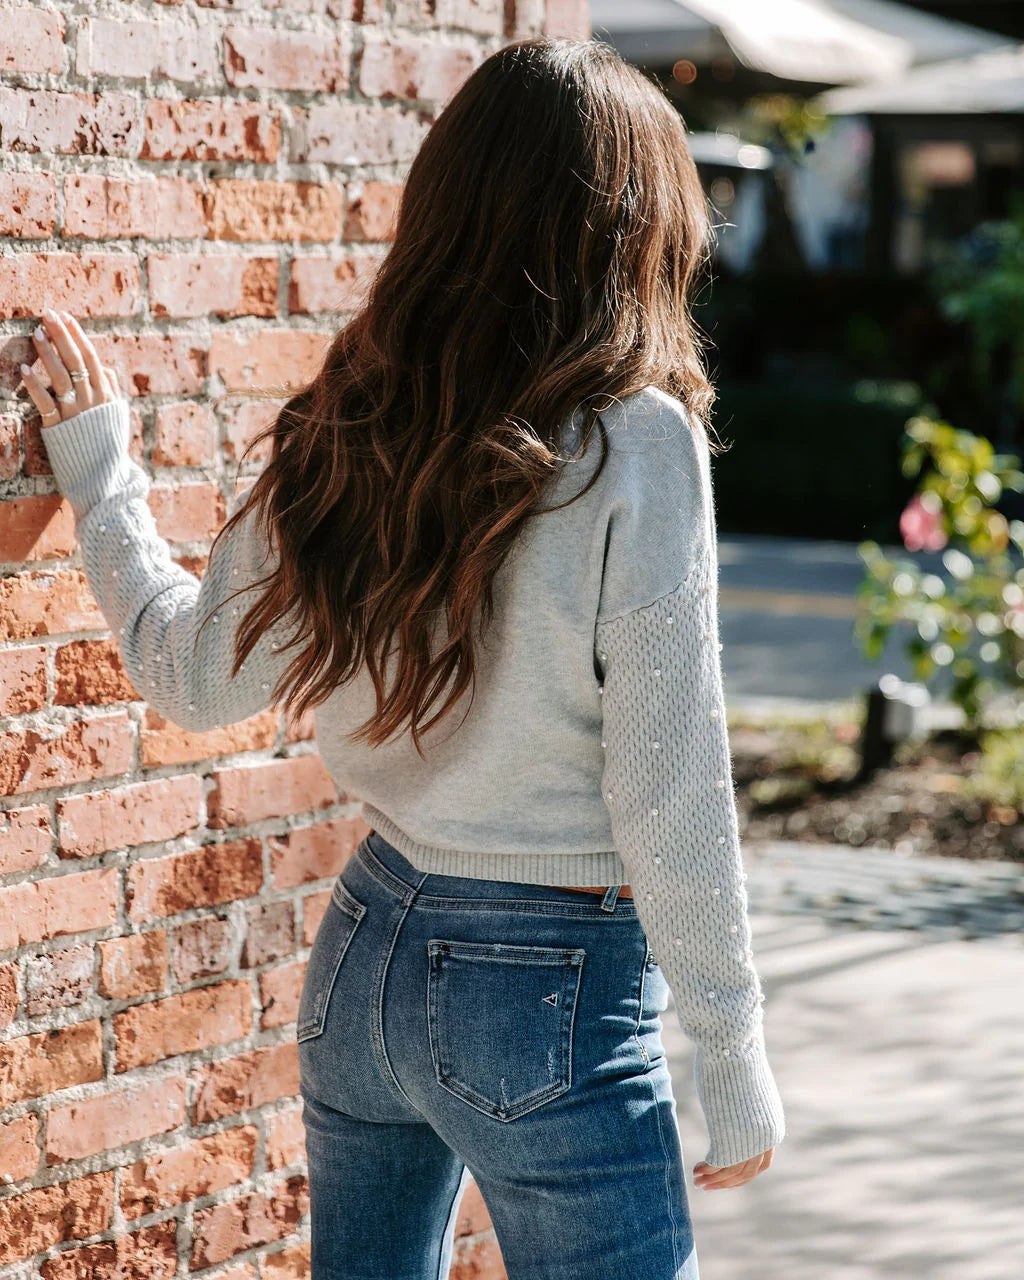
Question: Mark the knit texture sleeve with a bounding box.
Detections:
[593,396,786,1169]
[40,398,298,732]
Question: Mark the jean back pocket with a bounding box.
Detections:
[296,881,366,1043]
[427,939,585,1122]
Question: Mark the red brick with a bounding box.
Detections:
[438,0,504,33]
[0,644,47,715]
[269,817,364,889]
[153,401,217,467]
[63,174,205,239]
[0,88,138,156]
[288,250,385,314]
[242,900,295,969]
[0,1170,115,1267]
[451,1232,506,1279]
[53,637,141,708]
[139,707,278,768]
[0,804,51,876]
[0,413,19,479]
[0,712,134,796]
[0,5,65,73]
[0,1113,40,1183]
[193,1041,300,1123]
[23,943,93,1015]
[455,1178,493,1237]
[119,1124,258,1218]
[0,1019,104,1108]
[71,331,206,399]
[301,889,332,946]
[76,15,219,83]
[266,1105,306,1172]
[0,172,57,237]
[224,25,348,92]
[97,930,168,999]
[57,775,202,858]
[259,958,304,1030]
[545,0,590,38]
[302,102,428,165]
[358,34,478,102]
[148,481,224,542]
[0,252,141,320]
[192,1175,308,1269]
[142,98,281,162]
[0,867,118,951]
[208,755,338,828]
[0,494,77,561]
[261,1242,312,1280]
[149,253,278,318]
[344,180,402,241]
[0,569,104,641]
[127,837,262,922]
[203,179,342,242]
[209,328,328,390]
[47,1075,187,1163]
[221,399,279,465]
[38,1219,177,1280]
[112,979,252,1072]
[0,962,18,1028]
[169,915,233,984]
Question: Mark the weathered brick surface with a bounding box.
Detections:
[57,775,202,857]
[46,1075,187,1163]
[113,980,252,1072]
[208,754,338,828]
[119,1124,258,1217]
[0,4,545,1275]
[0,803,52,875]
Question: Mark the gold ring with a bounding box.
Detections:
[69,369,90,382]
[41,408,60,422]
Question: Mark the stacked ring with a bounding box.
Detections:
[69,368,90,382]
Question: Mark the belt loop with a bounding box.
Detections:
[600,884,621,913]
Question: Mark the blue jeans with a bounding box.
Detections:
[298,829,700,1280]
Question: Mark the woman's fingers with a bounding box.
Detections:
[62,312,116,403]
[18,362,63,430]
[39,309,93,416]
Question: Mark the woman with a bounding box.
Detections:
[20,36,784,1280]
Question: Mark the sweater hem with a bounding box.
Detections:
[362,806,630,886]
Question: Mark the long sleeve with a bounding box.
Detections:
[594,390,785,1169]
[40,398,298,732]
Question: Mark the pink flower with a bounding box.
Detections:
[899,492,947,552]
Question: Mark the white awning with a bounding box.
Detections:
[590,0,1014,86]
[816,42,1024,114]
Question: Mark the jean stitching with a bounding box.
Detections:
[632,947,651,1071]
[651,1063,683,1274]
[370,885,427,1116]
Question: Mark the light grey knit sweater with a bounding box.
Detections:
[40,385,785,1168]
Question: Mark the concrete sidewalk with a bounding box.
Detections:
[663,840,1024,1280]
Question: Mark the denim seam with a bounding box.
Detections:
[370,884,428,1116]
[632,948,651,1072]
[410,896,639,919]
[651,1066,683,1274]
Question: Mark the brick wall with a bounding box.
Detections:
[0,0,589,1275]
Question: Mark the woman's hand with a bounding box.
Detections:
[19,308,120,428]
[693,1146,774,1191]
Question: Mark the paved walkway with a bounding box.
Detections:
[663,839,1024,1280]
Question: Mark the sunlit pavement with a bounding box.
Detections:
[663,840,1024,1280]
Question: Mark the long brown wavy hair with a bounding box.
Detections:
[199,35,719,758]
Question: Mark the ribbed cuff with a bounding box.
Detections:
[693,1036,787,1168]
[38,398,140,520]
